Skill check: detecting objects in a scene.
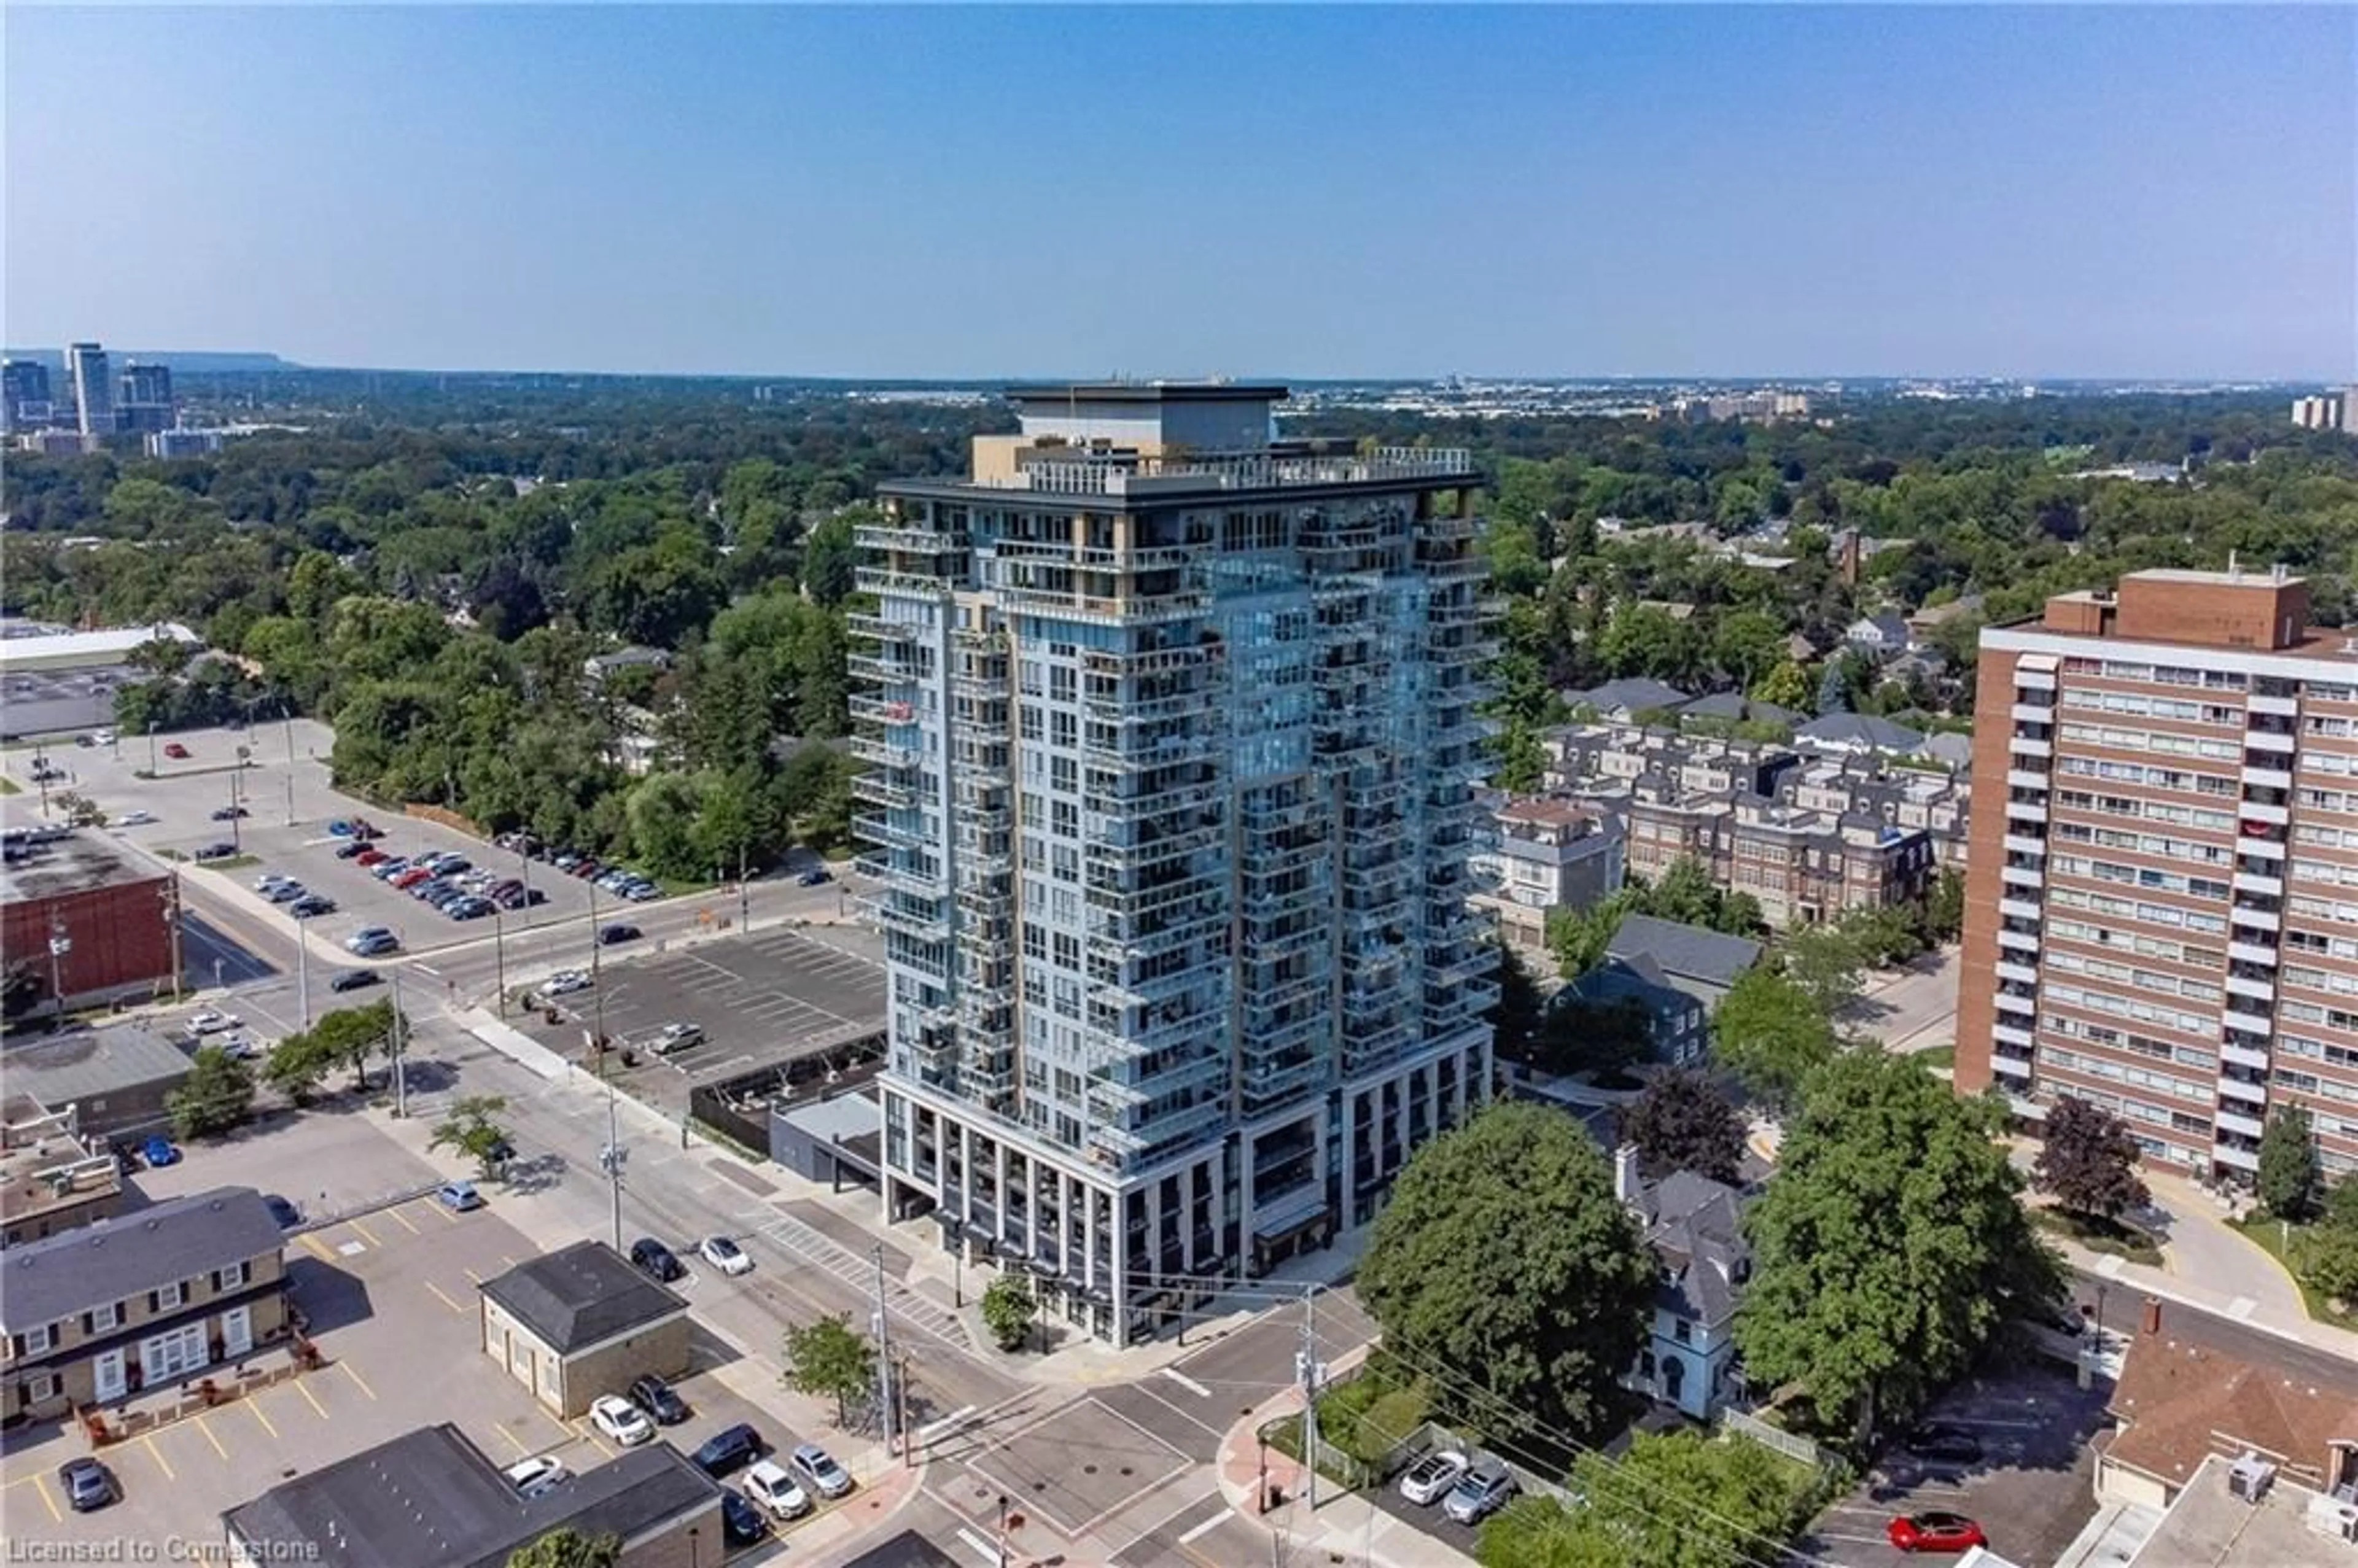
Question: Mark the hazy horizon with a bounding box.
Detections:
[8,6,2352,382]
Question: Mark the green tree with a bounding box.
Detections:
[2258,1105,2321,1222]
[2033,1096,2149,1222]
[1780,924,1866,1017]
[311,998,400,1090]
[1616,1068,1747,1185]
[980,1274,1036,1353]
[428,1095,514,1178]
[782,1314,877,1427]
[1544,894,1630,981]
[1491,720,1549,794]
[2290,1178,2358,1304]
[1749,659,1814,714]
[1711,610,1786,691]
[1489,944,1548,1067]
[1921,866,1966,944]
[1738,1052,2058,1442]
[1359,1103,1654,1440]
[801,511,862,607]
[263,1028,341,1106]
[1477,1428,1813,1568]
[168,1046,256,1139]
[1710,966,1840,1116]
[505,1527,621,1568]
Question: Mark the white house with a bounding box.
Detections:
[1616,1146,1753,1421]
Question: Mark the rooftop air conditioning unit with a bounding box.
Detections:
[2228,1452,2276,1503]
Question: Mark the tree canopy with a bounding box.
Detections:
[2033,1096,2149,1222]
[1616,1068,1748,1186]
[1359,1103,1654,1444]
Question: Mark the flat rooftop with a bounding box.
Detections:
[0,1123,119,1230]
[0,1021,193,1108]
[2126,1453,2357,1566]
[0,828,168,904]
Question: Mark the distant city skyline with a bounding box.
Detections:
[6,6,2351,381]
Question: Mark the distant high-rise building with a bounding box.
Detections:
[66,343,111,440]
[1957,566,2358,1187]
[2291,393,2349,432]
[147,428,224,460]
[1,359,53,433]
[118,361,174,433]
[858,382,1498,1345]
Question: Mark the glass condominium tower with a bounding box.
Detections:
[857,382,1500,1346]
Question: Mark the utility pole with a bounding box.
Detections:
[599,1081,624,1252]
[1300,1285,1321,1512]
[896,1352,914,1470]
[295,920,311,1028]
[228,775,243,853]
[492,902,508,1016]
[162,876,184,1002]
[47,917,71,1019]
[390,970,408,1119]
[284,772,295,828]
[872,1244,897,1457]
[148,723,158,775]
[737,845,750,930]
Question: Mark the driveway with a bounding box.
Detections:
[1841,946,1958,1054]
[1801,1351,2107,1568]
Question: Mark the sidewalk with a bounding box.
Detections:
[1211,1383,1477,1568]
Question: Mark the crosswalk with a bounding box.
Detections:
[752,1208,972,1349]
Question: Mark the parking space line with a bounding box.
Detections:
[142,1433,177,1482]
[383,1205,421,1235]
[492,1422,532,1457]
[426,1280,468,1314]
[575,1422,615,1461]
[294,1378,331,1420]
[195,1412,229,1459]
[247,1395,281,1438]
[340,1361,378,1401]
[301,1232,337,1262]
[463,1267,484,1283]
[30,1472,63,1523]
[346,1216,383,1248]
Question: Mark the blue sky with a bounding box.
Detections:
[6,6,2351,379]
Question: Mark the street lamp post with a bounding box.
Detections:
[995,1492,1010,1568]
[295,918,311,1028]
[47,918,71,1019]
[492,902,508,1016]
[148,723,158,774]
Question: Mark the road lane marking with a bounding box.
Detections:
[340,1362,378,1401]
[143,1434,177,1481]
[247,1397,280,1438]
[917,1404,977,1442]
[954,1528,998,1566]
[463,1267,484,1283]
[1160,1368,1212,1398]
[426,1281,468,1314]
[301,1232,336,1262]
[1179,1514,1224,1545]
[196,1413,228,1459]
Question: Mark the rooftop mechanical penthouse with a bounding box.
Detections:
[854,382,1499,1345]
[1959,566,2358,1186]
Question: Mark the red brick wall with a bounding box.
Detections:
[2,878,176,1006]
[2114,576,2310,651]
[1953,648,2020,1096]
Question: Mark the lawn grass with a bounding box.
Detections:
[1914,1044,1956,1071]
[2228,1215,2358,1330]
[190,853,260,872]
[0,775,18,795]
[2033,1208,2164,1266]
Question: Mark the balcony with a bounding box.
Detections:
[2214,1143,2260,1173]
[2247,692,2298,718]
[1998,896,2044,923]
[1995,991,2036,1017]
[2004,798,2049,825]
[2220,1039,2271,1071]
[2233,870,2284,899]
[2216,1074,2269,1107]
[1998,926,2040,954]
[850,691,919,726]
[2009,735,2053,759]
[2014,668,2057,692]
[2246,728,2296,755]
[2228,940,2279,968]
[2237,835,2286,862]
[852,772,917,810]
[2011,703,2057,725]
[2239,798,2290,826]
[2001,863,2045,890]
[2215,1108,2267,1141]
[2242,763,2294,791]
[2002,833,2049,859]
[1994,960,2039,988]
[2006,767,2052,793]
[1991,1052,2034,1079]
[1992,1021,2036,1049]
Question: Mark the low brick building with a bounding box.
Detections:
[0,831,177,1017]
[0,1096,122,1247]
[479,1241,690,1419]
[1,1186,289,1424]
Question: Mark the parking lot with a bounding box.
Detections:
[1,1147,826,1561]
[1802,1352,2109,1567]
[521,927,887,1115]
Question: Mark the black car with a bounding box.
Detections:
[797,867,833,887]
[693,1422,763,1477]
[630,1237,686,1283]
[1902,1423,1985,1465]
[597,923,641,945]
[628,1372,690,1426]
[720,1491,769,1547]
[210,805,250,821]
[290,895,336,918]
[57,1457,114,1512]
[334,840,370,860]
[262,1194,302,1228]
[329,968,380,993]
[194,841,239,860]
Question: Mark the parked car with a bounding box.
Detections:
[1886,1513,1988,1553]
[503,1456,570,1499]
[354,847,389,866]
[1397,1450,1469,1507]
[392,867,434,890]
[56,1457,114,1513]
[598,923,642,946]
[330,969,379,993]
[255,872,293,892]
[541,969,593,998]
[742,1459,812,1519]
[700,1235,752,1276]
[140,1135,181,1168]
[327,819,360,837]
[500,887,548,909]
[448,897,494,921]
[116,809,154,826]
[262,1194,302,1228]
[590,1394,655,1448]
[214,1033,265,1061]
[719,1492,769,1548]
[1442,1463,1517,1526]
[628,1372,690,1425]
[798,867,833,887]
[290,895,335,918]
[1902,1424,1985,1465]
[163,742,190,759]
[370,857,411,880]
[211,805,249,821]
[788,1442,854,1500]
[193,841,238,860]
[630,1237,686,1283]
[92,729,115,746]
[693,1423,764,1477]
[264,882,306,904]
[185,1009,242,1036]
[650,1022,705,1056]
[437,1181,484,1213]
[333,840,370,860]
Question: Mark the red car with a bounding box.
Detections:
[355,847,389,866]
[392,866,435,890]
[163,742,190,759]
[1888,1513,1986,1554]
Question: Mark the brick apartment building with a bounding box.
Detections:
[1,832,178,1016]
[1958,567,2358,1184]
